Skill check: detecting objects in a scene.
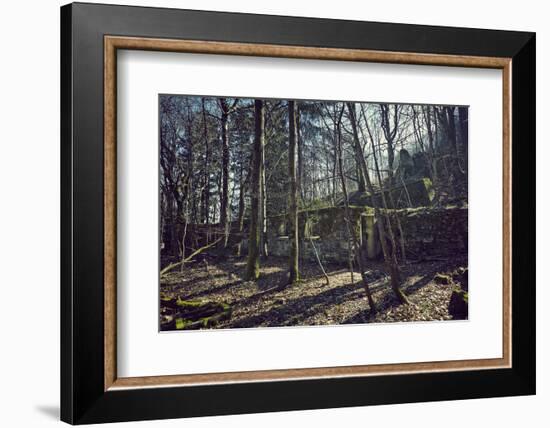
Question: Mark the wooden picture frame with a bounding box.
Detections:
[61,2,535,424]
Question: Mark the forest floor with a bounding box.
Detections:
[160,253,468,331]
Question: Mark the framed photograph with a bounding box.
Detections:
[61,2,535,424]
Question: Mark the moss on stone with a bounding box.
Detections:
[423,178,435,202]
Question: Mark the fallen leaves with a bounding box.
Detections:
[160,255,467,330]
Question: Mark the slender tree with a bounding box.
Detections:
[259,125,268,257]
[421,106,438,182]
[362,105,408,261]
[245,100,264,280]
[458,106,468,176]
[200,98,210,231]
[236,141,250,257]
[362,107,410,304]
[380,104,399,182]
[218,98,239,246]
[288,100,300,285]
[338,104,376,311]
[297,104,304,200]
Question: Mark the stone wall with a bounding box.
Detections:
[164,204,468,265]
[392,206,468,259]
[263,205,467,264]
[264,206,378,265]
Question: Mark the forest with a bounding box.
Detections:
[159,95,469,331]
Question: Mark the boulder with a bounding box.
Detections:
[449,288,468,320]
[452,267,468,292]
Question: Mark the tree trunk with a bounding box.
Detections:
[180,103,194,270]
[380,104,399,183]
[297,105,304,200]
[423,106,439,198]
[245,100,264,280]
[179,203,189,272]
[372,184,406,303]
[443,106,466,198]
[338,105,376,312]
[236,151,247,257]
[359,105,407,262]
[220,108,230,242]
[353,104,410,304]
[259,135,268,257]
[201,98,210,232]
[219,98,239,245]
[331,107,354,283]
[332,120,339,205]
[357,164,366,192]
[288,100,300,285]
[458,106,468,175]
[446,106,458,157]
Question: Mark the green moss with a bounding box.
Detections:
[169,300,232,330]
[175,318,189,330]
[176,299,204,307]
[423,178,435,202]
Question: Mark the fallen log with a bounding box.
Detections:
[160,299,232,331]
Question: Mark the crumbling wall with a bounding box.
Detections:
[265,206,377,264]
[392,206,468,259]
[165,204,468,265]
[345,178,434,209]
[265,205,467,264]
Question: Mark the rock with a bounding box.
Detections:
[263,204,467,264]
[448,288,468,320]
[451,267,468,291]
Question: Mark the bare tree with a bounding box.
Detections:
[200,98,210,232]
[336,103,376,311]
[259,124,268,258]
[218,98,239,246]
[458,106,468,175]
[245,100,264,280]
[236,143,250,257]
[379,104,400,182]
[347,103,409,303]
[362,106,410,304]
[288,100,300,285]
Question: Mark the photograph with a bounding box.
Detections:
[159,95,469,331]
[51,1,536,425]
